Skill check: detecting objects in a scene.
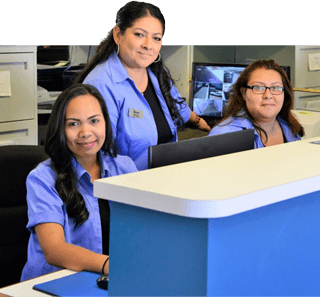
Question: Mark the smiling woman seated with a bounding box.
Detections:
[208,59,304,148]
[20,84,137,282]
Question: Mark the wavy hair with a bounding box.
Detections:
[73,1,185,125]
[45,84,117,228]
[222,59,304,139]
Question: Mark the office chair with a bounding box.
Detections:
[0,145,48,288]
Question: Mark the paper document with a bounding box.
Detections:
[0,71,11,96]
[308,53,320,71]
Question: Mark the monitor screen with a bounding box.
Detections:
[190,62,247,118]
[190,62,291,120]
[148,128,254,169]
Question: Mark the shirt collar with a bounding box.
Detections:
[71,156,88,181]
[230,110,278,126]
[230,111,289,137]
[108,51,158,87]
[227,111,255,130]
[71,151,111,181]
[108,51,131,83]
[99,151,113,178]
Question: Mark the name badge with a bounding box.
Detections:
[129,108,144,119]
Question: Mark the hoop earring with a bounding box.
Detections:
[154,53,161,63]
[116,44,120,55]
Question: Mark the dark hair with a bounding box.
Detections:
[73,1,185,125]
[222,59,304,139]
[45,84,117,228]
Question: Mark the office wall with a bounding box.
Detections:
[193,46,236,64]
[69,46,98,65]
[235,46,296,85]
[161,46,192,101]
[293,46,320,109]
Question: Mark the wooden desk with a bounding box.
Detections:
[94,137,320,296]
[0,270,76,297]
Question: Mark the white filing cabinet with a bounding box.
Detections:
[0,46,37,145]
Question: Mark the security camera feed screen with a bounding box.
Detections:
[191,64,247,117]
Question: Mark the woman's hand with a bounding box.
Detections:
[188,111,211,132]
[197,117,211,132]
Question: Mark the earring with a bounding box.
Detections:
[116,44,120,55]
[154,53,161,63]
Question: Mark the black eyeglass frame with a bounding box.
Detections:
[246,85,285,95]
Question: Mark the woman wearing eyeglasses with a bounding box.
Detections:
[208,59,304,148]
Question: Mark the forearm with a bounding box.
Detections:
[35,223,109,275]
[188,111,211,132]
[45,241,109,274]
[188,111,198,123]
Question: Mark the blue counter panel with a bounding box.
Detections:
[108,201,208,296]
[108,190,320,296]
[207,189,320,296]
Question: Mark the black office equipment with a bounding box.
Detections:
[0,145,48,288]
[148,129,255,169]
[37,46,69,65]
[96,274,109,290]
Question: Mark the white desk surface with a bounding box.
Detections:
[0,270,76,297]
[94,137,320,218]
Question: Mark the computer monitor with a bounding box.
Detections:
[190,62,248,119]
[148,129,254,169]
[190,62,291,121]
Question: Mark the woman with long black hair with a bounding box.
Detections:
[21,84,137,281]
[74,1,210,170]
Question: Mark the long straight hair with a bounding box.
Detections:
[45,84,117,228]
[73,1,185,125]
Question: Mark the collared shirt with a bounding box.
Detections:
[83,51,191,170]
[209,112,301,148]
[21,151,137,281]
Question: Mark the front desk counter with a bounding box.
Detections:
[95,137,320,296]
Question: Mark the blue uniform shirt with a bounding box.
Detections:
[20,151,137,281]
[209,112,301,148]
[83,51,191,170]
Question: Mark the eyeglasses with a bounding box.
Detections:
[246,85,284,95]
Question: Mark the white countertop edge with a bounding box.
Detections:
[94,175,320,218]
[198,175,320,218]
